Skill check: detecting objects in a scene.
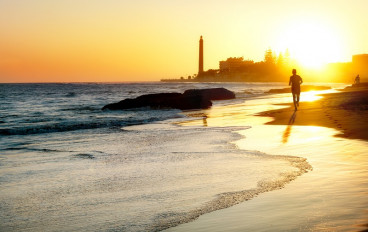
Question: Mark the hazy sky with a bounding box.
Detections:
[1,0,367,82]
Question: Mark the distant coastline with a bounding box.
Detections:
[160,79,284,83]
[161,73,290,83]
[162,37,368,84]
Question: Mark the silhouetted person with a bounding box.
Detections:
[289,69,303,110]
[354,74,360,85]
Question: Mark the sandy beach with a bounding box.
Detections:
[2,83,367,231]
[259,85,368,141]
[0,82,318,231]
[167,85,368,231]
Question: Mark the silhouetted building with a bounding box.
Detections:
[325,54,368,82]
[352,54,368,75]
[352,54,368,66]
[198,36,204,75]
[219,57,254,73]
[350,54,368,81]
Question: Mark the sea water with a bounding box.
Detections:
[0,82,337,231]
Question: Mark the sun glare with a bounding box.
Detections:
[301,91,323,102]
[276,19,344,69]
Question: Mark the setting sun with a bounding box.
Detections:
[276,19,345,69]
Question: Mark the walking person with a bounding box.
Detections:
[289,69,303,110]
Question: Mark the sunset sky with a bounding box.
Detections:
[1,0,367,83]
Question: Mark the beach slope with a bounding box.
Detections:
[259,86,368,141]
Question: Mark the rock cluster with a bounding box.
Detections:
[102,88,235,110]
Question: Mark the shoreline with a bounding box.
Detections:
[2,83,367,231]
[258,86,368,141]
[166,85,368,231]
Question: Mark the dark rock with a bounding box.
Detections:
[101,88,235,111]
[170,94,212,110]
[102,92,212,110]
[74,153,95,159]
[183,88,235,100]
[344,82,368,90]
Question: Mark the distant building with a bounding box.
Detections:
[325,54,368,82]
[352,54,368,78]
[352,54,368,70]
[352,54,368,66]
[219,57,254,73]
[198,36,204,75]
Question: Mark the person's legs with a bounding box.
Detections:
[296,94,300,106]
[292,93,297,109]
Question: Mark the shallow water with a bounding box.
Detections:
[0,82,347,231]
[1,124,312,231]
[168,110,368,231]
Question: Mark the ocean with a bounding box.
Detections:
[0,82,342,231]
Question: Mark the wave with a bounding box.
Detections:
[151,153,312,231]
[65,92,77,97]
[1,147,62,152]
[0,117,170,136]
[58,106,99,112]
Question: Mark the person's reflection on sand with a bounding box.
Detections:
[202,115,208,127]
[186,112,208,127]
[282,111,297,144]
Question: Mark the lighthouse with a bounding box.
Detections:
[198,36,204,75]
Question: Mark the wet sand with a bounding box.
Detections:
[259,86,368,141]
[167,124,368,231]
[167,85,368,231]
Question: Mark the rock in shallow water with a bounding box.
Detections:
[102,88,235,110]
[183,88,235,100]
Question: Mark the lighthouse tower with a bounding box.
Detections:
[198,36,204,75]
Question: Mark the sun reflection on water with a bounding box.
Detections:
[301,89,339,102]
[302,91,323,102]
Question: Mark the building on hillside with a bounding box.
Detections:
[219,57,254,73]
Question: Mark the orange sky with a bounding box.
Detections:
[1,0,368,83]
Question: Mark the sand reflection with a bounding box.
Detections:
[302,91,323,102]
[282,111,297,144]
[301,89,339,102]
[180,103,277,128]
[183,111,209,127]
